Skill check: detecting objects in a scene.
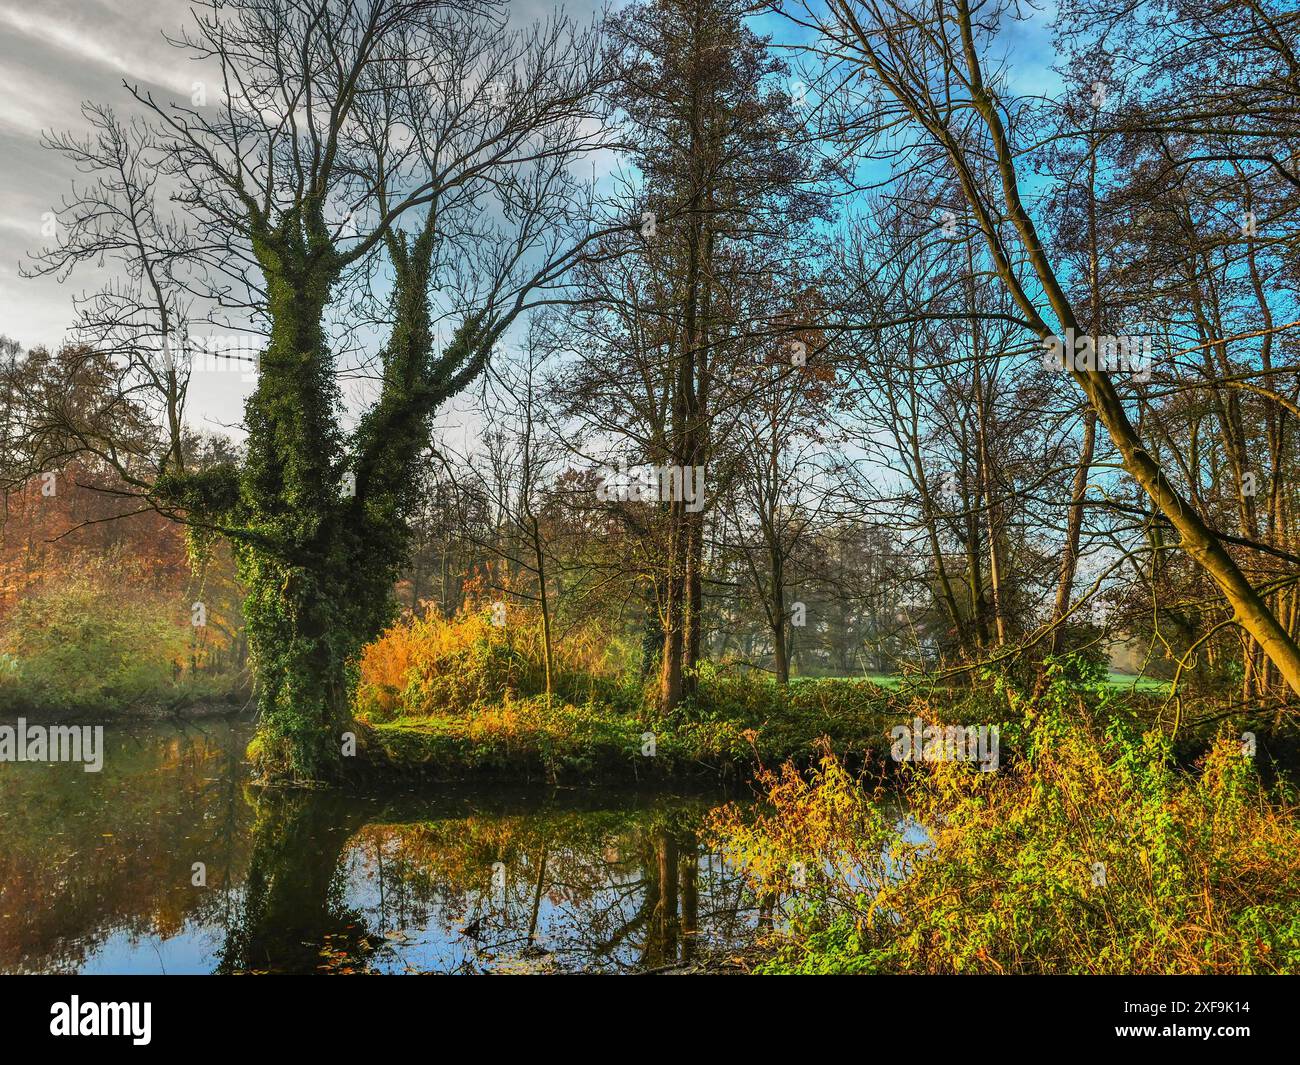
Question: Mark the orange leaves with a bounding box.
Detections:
[0,460,191,619]
[356,617,423,718]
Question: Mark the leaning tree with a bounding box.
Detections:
[785,0,1300,696]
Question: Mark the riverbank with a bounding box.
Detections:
[352,679,907,785]
[346,651,1295,786]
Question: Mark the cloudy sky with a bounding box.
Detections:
[0,0,610,435]
[0,0,204,347]
[0,0,612,341]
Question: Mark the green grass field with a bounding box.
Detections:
[792,671,1171,694]
[1105,671,1171,693]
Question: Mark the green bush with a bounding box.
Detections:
[710,672,1300,974]
[0,577,197,713]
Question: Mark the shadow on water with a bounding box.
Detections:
[0,720,759,974]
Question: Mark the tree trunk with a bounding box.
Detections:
[1048,410,1097,659]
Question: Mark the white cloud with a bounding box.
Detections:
[0,2,194,97]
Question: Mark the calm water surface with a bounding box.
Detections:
[0,720,762,973]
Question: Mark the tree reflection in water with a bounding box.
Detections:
[1,722,759,974]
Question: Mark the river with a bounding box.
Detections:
[0,719,762,974]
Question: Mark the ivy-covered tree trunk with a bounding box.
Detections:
[239,553,362,781]
[232,218,494,782]
[237,238,354,780]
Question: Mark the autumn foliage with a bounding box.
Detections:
[356,579,628,721]
[0,462,246,709]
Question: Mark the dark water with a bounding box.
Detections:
[0,720,760,974]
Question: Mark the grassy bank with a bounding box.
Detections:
[350,608,905,781]
[345,608,1254,785]
[357,681,904,783]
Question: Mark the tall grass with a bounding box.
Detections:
[355,605,635,721]
[709,677,1300,974]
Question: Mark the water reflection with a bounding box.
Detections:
[0,721,757,973]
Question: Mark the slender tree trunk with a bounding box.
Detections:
[1049,410,1097,659]
[974,376,1007,647]
[531,517,554,704]
[772,552,789,685]
[659,497,686,711]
